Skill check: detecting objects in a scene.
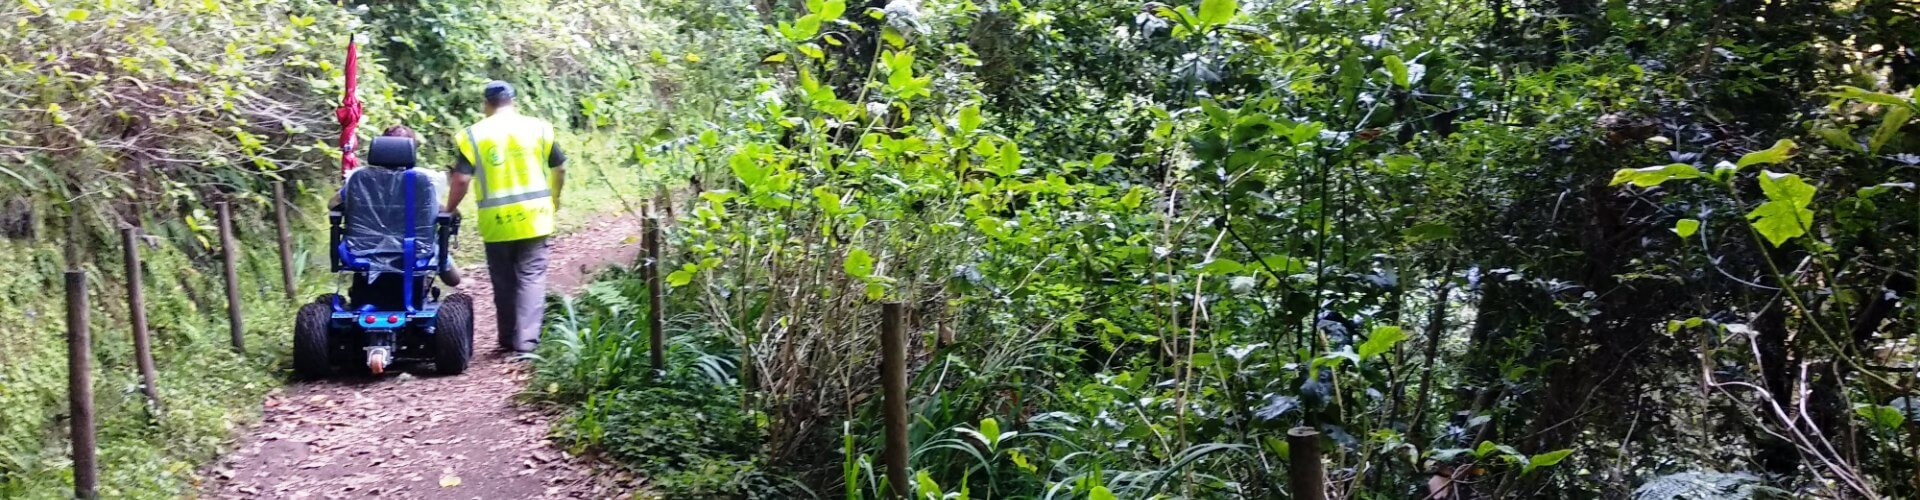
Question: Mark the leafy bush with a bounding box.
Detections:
[590,0,1920,497]
[535,269,810,498]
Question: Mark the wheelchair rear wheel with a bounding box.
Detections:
[434,292,474,375]
[292,297,334,380]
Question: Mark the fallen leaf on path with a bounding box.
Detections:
[440,474,462,488]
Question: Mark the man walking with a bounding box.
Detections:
[444,81,566,354]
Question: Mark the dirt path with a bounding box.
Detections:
[202,215,647,499]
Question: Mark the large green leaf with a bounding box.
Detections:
[1856,405,1906,430]
[1747,171,1817,247]
[1530,449,1574,468]
[978,418,1001,449]
[1382,55,1410,89]
[1201,258,1244,274]
[1609,163,1702,188]
[955,105,981,135]
[1736,139,1796,168]
[1197,0,1236,27]
[1758,170,1815,207]
[1830,86,1915,108]
[843,249,875,279]
[1869,105,1912,155]
[1357,326,1407,360]
[1673,218,1700,239]
[817,0,846,20]
[1747,201,1812,247]
[1523,448,1575,475]
[1751,171,1820,246]
[1814,127,1862,153]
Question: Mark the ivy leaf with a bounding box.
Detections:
[1672,218,1700,239]
[1356,326,1407,360]
[1736,139,1796,168]
[1869,105,1912,155]
[1089,486,1118,500]
[64,8,89,22]
[1197,0,1237,28]
[1609,163,1702,188]
[843,249,875,279]
[761,52,789,64]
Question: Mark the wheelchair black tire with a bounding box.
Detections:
[293,299,334,380]
[433,292,474,375]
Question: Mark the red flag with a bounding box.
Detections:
[336,39,363,179]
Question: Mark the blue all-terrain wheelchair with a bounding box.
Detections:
[292,136,474,379]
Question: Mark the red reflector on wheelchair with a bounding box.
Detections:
[388,314,401,324]
[363,316,376,325]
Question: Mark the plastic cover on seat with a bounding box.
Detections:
[343,137,437,278]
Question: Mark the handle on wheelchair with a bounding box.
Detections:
[434,212,459,271]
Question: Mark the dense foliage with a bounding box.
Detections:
[7,0,1920,497]
[537,0,1920,498]
[0,0,680,495]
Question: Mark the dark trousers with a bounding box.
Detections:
[483,236,550,352]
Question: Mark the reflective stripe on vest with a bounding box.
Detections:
[457,112,556,242]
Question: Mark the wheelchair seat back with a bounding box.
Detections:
[340,136,438,276]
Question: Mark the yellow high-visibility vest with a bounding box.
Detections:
[454,110,557,242]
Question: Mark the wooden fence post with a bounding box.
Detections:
[272,182,297,301]
[880,302,910,499]
[66,270,97,499]
[645,216,665,376]
[217,202,245,353]
[1288,426,1326,500]
[122,228,160,409]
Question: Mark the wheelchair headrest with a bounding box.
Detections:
[367,137,417,169]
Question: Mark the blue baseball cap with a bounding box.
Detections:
[483,81,515,103]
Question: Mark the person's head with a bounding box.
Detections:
[382,125,417,141]
[483,81,515,116]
